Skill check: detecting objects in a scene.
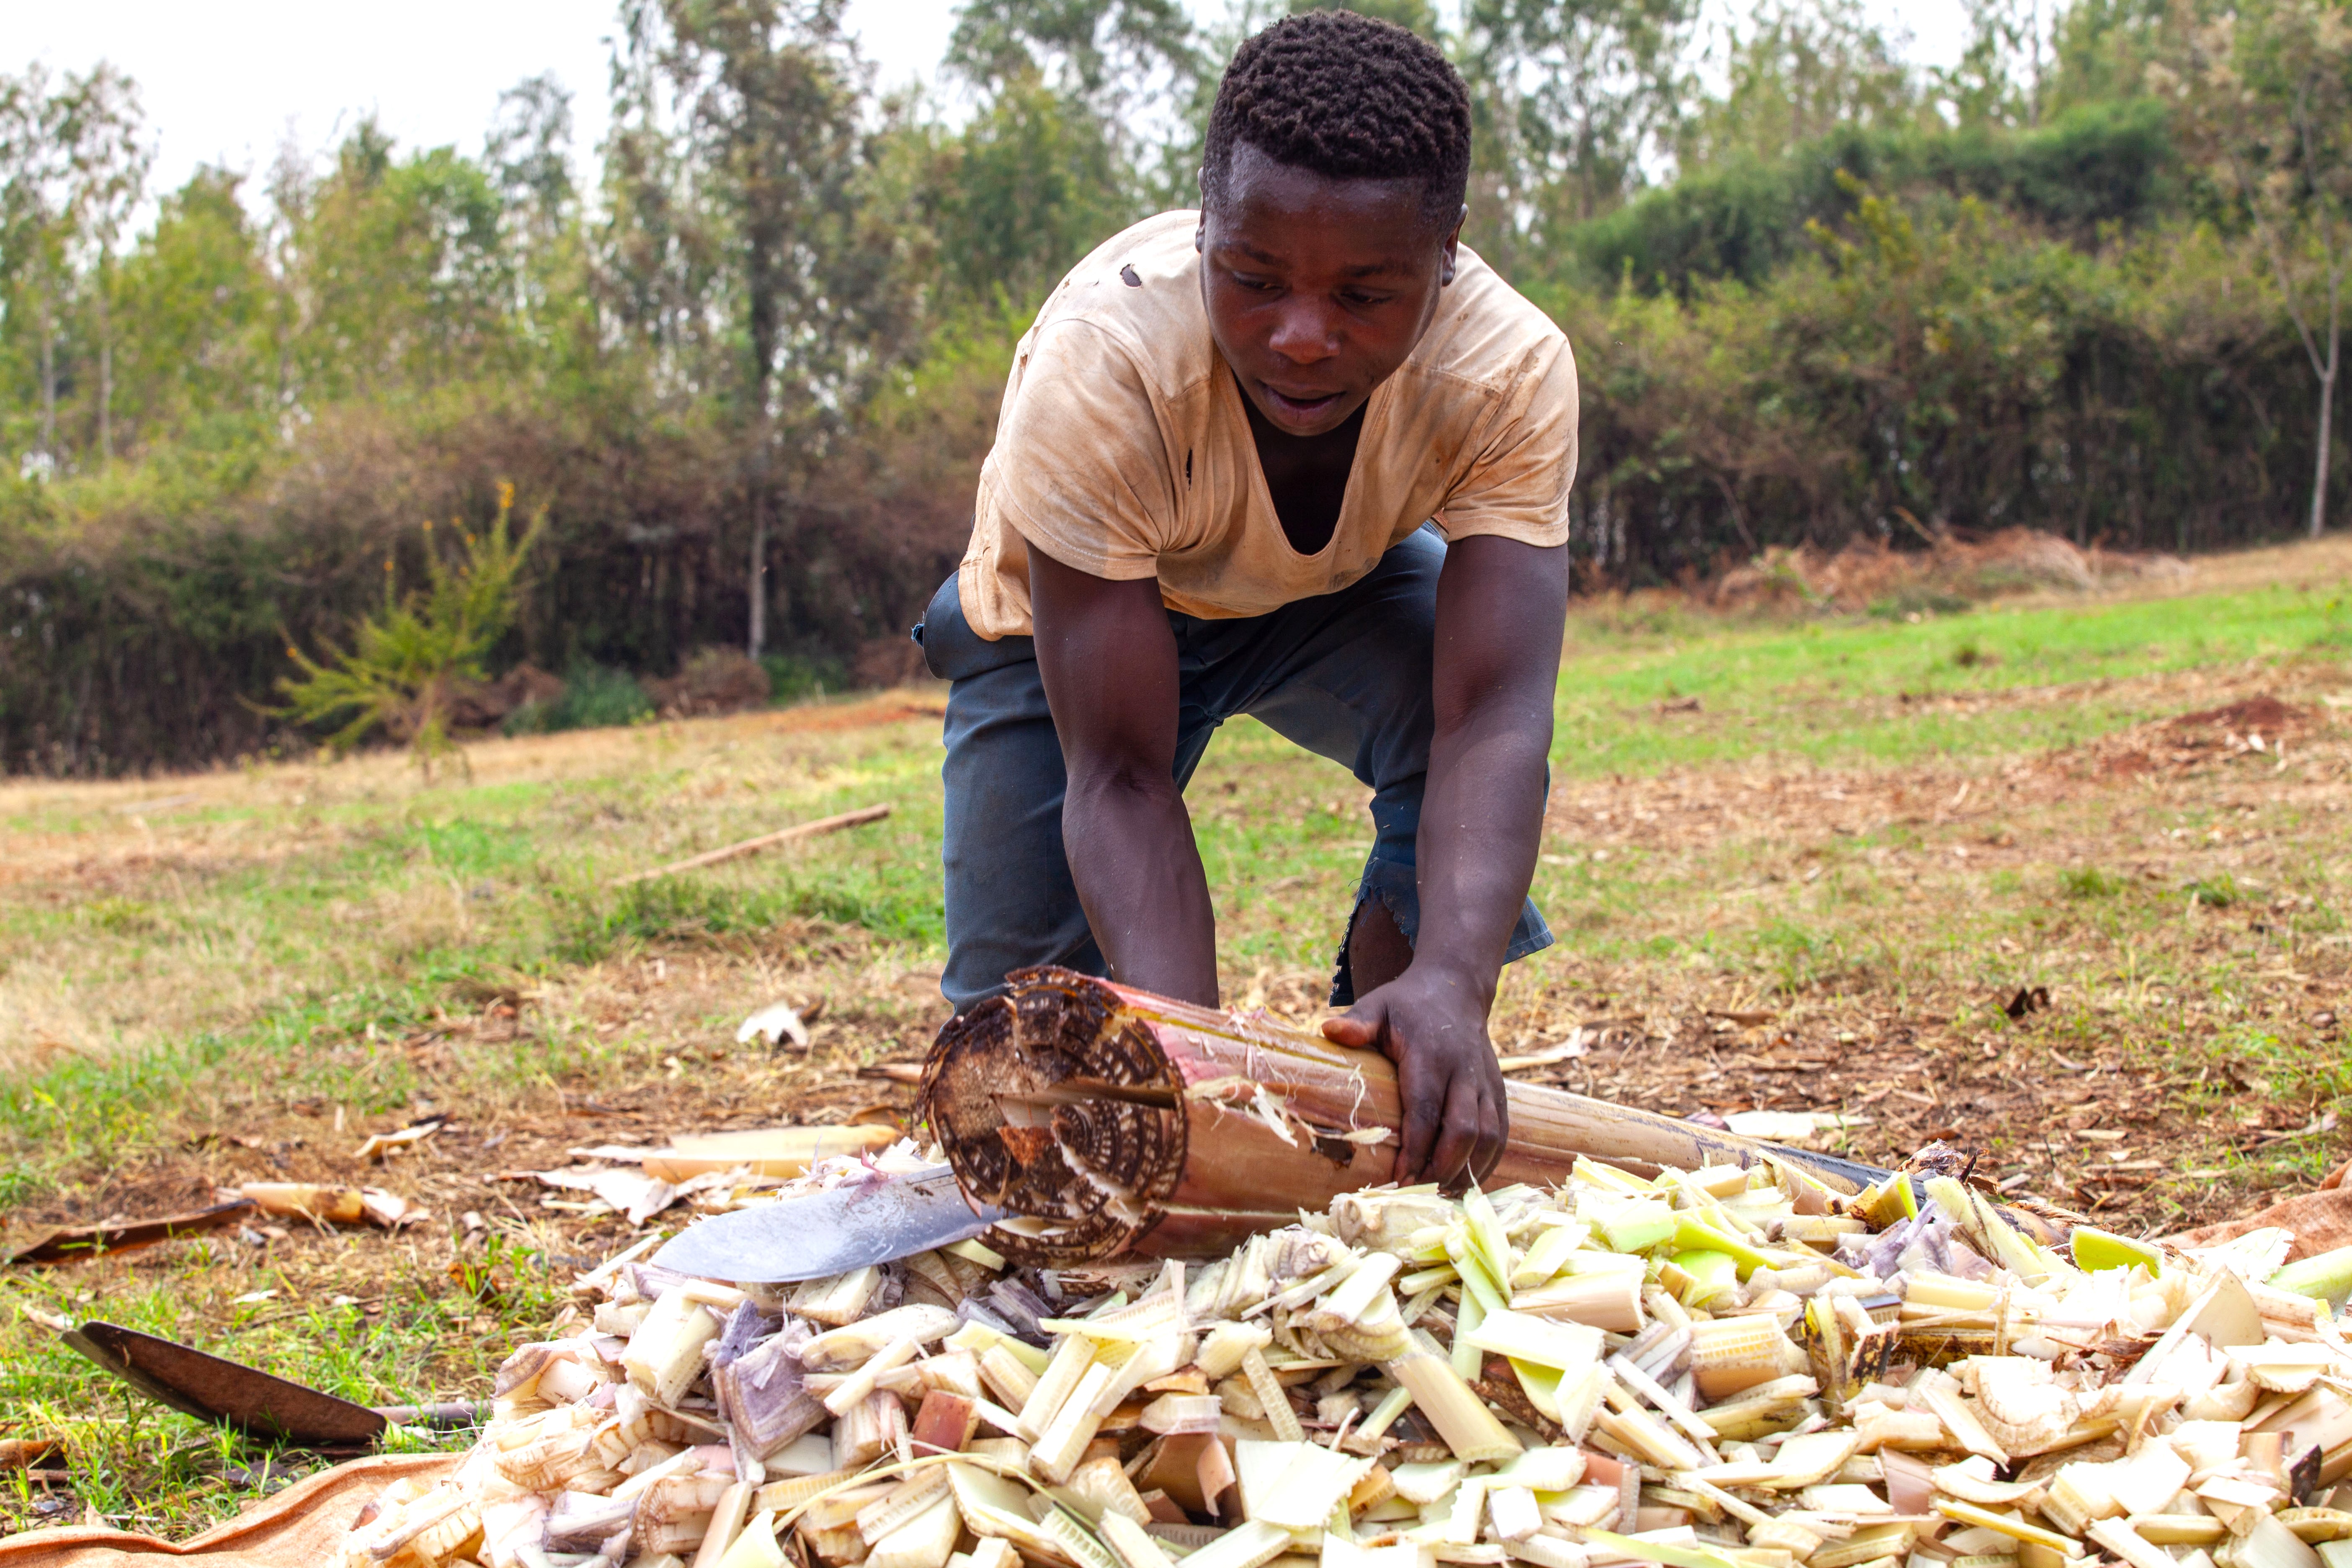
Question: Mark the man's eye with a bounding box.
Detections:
[1344,291,1393,307]
[1232,274,1278,291]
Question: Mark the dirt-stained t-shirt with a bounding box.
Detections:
[956,209,1580,640]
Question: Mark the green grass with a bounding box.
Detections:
[1551,580,2347,775]
[0,1233,567,1534]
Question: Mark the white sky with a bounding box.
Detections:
[5,0,1968,215]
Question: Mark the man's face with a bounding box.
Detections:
[1197,141,1462,438]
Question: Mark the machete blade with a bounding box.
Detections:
[62,1320,391,1447]
[650,1163,1004,1283]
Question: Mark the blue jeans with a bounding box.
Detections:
[916,526,1553,1016]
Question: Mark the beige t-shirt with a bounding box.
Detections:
[958,209,1579,640]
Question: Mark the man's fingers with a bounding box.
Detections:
[1321,1014,1378,1050]
[1393,1083,1438,1185]
[1427,1071,1483,1191]
[1473,1055,1510,1182]
[1470,1084,1508,1184]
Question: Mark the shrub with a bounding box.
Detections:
[503,663,654,736]
[1566,100,2177,296]
[762,652,849,704]
[276,482,544,774]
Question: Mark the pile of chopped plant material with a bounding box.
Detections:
[343,1152,2352,1568]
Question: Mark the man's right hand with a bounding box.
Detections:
[1028,547,1220,1006]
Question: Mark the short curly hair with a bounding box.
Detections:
[1202,9,1472,231]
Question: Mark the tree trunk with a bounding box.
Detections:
[921,969,1947,1267]
[2313,294,2342,539]
[39,320,56,464]
[747,501,768,659]
[99,322,113,464]
[2314,365,2337,539]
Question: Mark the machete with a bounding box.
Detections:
[650,1163,1005,1283]
[60,1320,482,1448]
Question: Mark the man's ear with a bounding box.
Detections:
[1437,203,1466,286]
[1194,169,1210,252]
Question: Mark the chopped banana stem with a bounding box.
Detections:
[1385,1345,1522,1464]
[1019,1336,1104,1445]
[1356,1383,1415,1444]
[1242,1349,1306,1444]
[1571,1527,1743,1568]
[1320,1254,1407,1326]
[1454,1291,1490,1383]
[823,1336,921,1417]
[1447,1233,1510,1317]
[1931,1500,2081,1555]
[1101,1511,1182,1568]
[867,1493,962,1568]
[383,1073,2352,1568]
[804,1308,961,1372]
[1513,1273,1646,1336]
[1199,1322,1275,1381]
[2271,1249,2352,1304]
[1604,1355,1720,1463]
[688,1480,756,1568]
[1032,1362,1119,1483]
[945,1238,1008,1272]
[1176,1520,1293,1568]
[1468,1310,1604,1377]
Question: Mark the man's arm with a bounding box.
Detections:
[1323,534,1570,1187]
[1027,547,1220,1004]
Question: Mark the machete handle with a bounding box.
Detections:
[373,1400,487,1428]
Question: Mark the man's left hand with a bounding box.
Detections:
[1322,964,1507,1189]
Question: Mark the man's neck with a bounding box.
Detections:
[1238,376,1367,556]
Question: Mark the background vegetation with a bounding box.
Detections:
[1,0,2348,773]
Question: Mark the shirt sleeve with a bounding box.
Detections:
[1430,334,1580,547]
[984,319,1176,582]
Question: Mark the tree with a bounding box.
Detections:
[54,64,151,465]
[1678,0,1920,170]
[2157,0,2352,536]
[1939,0,2055,128]
[946,0,1200,211]
[607,0,920,659]
[0,65,74,473]
[947,0,1199,123]
[1458,0,1702,271]
[927,75,1135,307]
[109,166,272,451]
[487,73,587,357]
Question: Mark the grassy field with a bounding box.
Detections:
[5,538,2352,1536]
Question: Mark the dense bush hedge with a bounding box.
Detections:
[0,368,981,773]
[1553,197,2330,582]
[1568,99,2179,295]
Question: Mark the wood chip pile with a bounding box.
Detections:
[343,1152,2352,1568]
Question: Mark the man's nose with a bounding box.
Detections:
[1266,297,1340,364]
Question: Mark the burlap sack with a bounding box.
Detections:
[2169,1158,2352,1257]
[0,1454,457,1568]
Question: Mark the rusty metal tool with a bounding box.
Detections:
[60,1320,481,1448]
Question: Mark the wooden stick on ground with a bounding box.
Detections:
[918,966,2060,1267]
[611,803,890,887]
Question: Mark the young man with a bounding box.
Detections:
[915,10,1577,1189]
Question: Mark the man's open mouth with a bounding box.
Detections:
[1261,384,1347,423]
